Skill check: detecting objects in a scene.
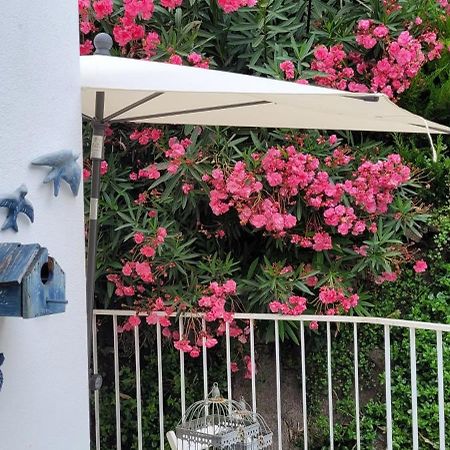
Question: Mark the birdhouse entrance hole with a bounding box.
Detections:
[40,259,54,285]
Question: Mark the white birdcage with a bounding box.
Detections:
[170,383,273,450]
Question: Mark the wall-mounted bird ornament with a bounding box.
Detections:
[31,150,81,197]
[0,184,34,232]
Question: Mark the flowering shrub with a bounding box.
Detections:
[89,125,430,354]
[78,0,448,103]
[81,0,446,357]
[310,25,443,98]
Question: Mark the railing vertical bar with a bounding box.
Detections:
[353,323,361,450]
[250,319,257,414]
[134,325,143,450]
[384,324,393,450]
[437,330,446,450]
[327,322,334,450]
[92,313,101,450]
[300,321,308,450]
[156,322,164,450]
[225,322,232,403]
[113,315,122,450]
[179,317,186,418]
[202,318,209,413]
[274,320,283,450]
[409,328,418,450]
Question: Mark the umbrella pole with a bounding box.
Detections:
[86,91,105,390]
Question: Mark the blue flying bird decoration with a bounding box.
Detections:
[0,353,4,392]
[0,184,34,232]
[31,150,81,197]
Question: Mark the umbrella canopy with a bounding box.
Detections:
[81,54,450,134]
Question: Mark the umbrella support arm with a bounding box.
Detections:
[86,91,105,391]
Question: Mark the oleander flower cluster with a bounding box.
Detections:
[79,0,446,106]
[308,21,443,98]
[204,140,410,251]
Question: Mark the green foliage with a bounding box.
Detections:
[302,207,450,449]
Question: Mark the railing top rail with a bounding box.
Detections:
[93,309,450,332]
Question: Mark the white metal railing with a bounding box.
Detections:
[92,310,450,450]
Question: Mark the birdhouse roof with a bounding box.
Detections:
[0,243,41,285]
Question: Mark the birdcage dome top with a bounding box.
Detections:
[181,383,256,424]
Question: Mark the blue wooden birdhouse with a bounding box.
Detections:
[0,243,67,318]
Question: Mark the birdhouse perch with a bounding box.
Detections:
[0,243,67,318]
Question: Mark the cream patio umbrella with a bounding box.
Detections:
[81,33,450,387]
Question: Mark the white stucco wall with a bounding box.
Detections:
[0,1,90,449]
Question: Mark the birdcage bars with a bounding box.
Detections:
[175,383,273,449]
[233,399,273,449]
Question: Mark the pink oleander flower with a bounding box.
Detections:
[383,271,398,282]
[279,60,295,80]
[100,160,108,175]
[134,232,145,244]
[188,52,202,64]
[182,183,194,195]
[122,262,133,276]
[373,25,389,38]
[80,21,96,35]
[187,52,210,68]
[143,32,160,58]
[204,337,218,348]
[92,0,113,19]
[174,339,193,353]
[413,259,427,273]
[140,245,156,258]
[79,0,91,10]
[113,16,145,47]
[122,286,135,296]
[217,0,256,13]
[148,165,161,179]
[357,34,377,49]
[358,19,372,31]
[230,362,239,373]
[223,279,237,294]
[189,347,200,358]
[128,315,141,327]
[124,0,155,19]
[269,301,282,313]
[354,245,368,256]
[83,168,91,181]
[135,261,153,282]
[162,327,172,338]
[312,232,333,251]
[80,40,94,56]
[160,0,182,8]
[169,54,183,66]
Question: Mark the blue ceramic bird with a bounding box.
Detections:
[0,353,4,392]
[0,184,34,232]
[31,150,81,197]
